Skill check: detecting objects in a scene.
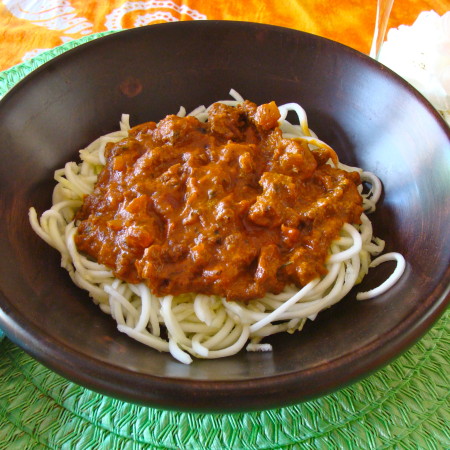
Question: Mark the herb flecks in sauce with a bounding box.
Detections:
[75,101,362,301]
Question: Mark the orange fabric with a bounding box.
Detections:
[0,0,448,72]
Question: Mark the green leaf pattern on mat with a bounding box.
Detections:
[0,34,449,449]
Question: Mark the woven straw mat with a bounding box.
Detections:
[0,32,449,450]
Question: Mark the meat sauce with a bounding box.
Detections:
[75,101,363,301]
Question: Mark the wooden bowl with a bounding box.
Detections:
[0,21,449,412]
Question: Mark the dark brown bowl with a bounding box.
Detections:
[0,21,449,412]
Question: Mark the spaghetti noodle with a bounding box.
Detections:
[29,90,405,364]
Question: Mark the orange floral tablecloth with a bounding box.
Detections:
[0,0,448,72]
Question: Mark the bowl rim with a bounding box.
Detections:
[0,20,449,412]
[2,275,448,412]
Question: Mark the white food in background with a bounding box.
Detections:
[379,11,450,124]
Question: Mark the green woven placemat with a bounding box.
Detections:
[0,33,449,449]
[0,312,448,449]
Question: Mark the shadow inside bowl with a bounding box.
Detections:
[0,21,449,411]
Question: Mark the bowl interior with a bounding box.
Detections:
[0,21,449,411]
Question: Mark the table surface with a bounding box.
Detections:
[0,1,449,448]
[0,0,449,71]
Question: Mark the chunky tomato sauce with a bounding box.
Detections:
[75,101,362,301]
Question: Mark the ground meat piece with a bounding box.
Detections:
[75,100,362,301]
